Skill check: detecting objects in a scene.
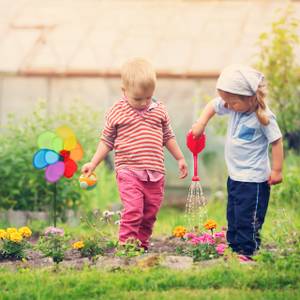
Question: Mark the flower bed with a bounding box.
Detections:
[1,213,229,269]
[172,220,228,261]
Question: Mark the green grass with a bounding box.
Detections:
[0,261,299,300]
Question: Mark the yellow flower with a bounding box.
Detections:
[18,226,32,238]
[172,226,187,238]
[204,220,217,231]
[9,232,23,243]
[6,228,18,234]
[72,241,85,250]
[0,229,7,239]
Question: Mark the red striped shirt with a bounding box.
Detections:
[101,98,175,173]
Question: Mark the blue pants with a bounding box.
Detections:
[227,177,270,256]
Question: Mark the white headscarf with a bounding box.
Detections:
[216,64,264,96]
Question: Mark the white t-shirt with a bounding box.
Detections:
[213,97,282,183]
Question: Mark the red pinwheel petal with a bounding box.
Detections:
[63,159,78,178]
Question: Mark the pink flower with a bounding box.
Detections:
[189,237,200,245]
[214,231,226,243]
[216,243,228,255]
[198,233,215,245]
[44,226,64,236]
[189,233,215,245]
[214,231,225,238]
[185,232,196,240]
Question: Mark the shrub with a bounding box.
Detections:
[36,227,68,263]
[256,6,300,151]
[72,235,105,259]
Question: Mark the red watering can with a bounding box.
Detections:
[186,131,206,181]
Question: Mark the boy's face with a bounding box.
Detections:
[123,86,154,110]
[218,90,254,113]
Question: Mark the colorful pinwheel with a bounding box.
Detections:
[33,126,83,183]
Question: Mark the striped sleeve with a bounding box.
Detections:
[161,106,175,145]
[100,106,118,149]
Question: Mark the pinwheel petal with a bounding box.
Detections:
[37,131,56,149]
[64,159,78,178]
[45,150,60,165]
[70,143,84,161]
[45,161,65,183]
[51,136,64,152]
[33,149,48,169]
[56,126,75,140]
[63,135,77,151]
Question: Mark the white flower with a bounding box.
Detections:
[102,210,110,218]
[114,220,121,225]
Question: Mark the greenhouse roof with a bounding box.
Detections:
[0,0,299,78]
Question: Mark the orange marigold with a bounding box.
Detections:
[172,226,187,238]
[204,219,217,230]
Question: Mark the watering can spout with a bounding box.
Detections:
[192,176,200,182]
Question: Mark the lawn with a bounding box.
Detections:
[1,195,299,300]
[0,258,299,300]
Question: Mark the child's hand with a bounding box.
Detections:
[268,170,283,185]
[178,158,188,179]
[191,122,205,138]
[81,162,95,177]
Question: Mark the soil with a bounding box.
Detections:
[0,237,188,271]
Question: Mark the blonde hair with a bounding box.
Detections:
[121,58,156,91]
[254,79,269,126]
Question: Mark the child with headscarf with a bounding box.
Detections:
[191,65,283,261]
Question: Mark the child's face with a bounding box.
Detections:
[218,90,254,113]
[123,86,154,110]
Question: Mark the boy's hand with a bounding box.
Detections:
[268,170,283,185]
[178,158,188,179]
[81,162,96,177]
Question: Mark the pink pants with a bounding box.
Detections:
[116,172,165,249]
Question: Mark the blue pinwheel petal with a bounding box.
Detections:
[33,149,49,169]
[45,150,60,165]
